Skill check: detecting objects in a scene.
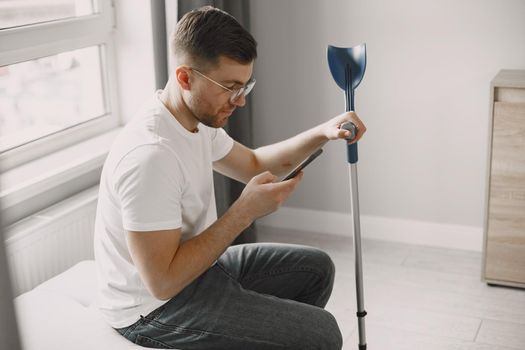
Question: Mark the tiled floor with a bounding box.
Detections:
[256,225,525,350]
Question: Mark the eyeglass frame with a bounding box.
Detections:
[190,68,256,104]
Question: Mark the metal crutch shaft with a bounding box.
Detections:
[349,163,367,350]
[344,65,367,349]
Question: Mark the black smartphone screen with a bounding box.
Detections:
[281,148,323,181]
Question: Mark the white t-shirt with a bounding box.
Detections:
[93,91,234,328]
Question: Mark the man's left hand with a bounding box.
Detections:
[322,111,366,144]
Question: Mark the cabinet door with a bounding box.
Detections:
[485,101,525,284]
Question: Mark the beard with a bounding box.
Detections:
[187,93,230,129]
[198,111,228,128]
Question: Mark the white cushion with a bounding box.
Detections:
[34,260,97,307]
[14,260,144,350]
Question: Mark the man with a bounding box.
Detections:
[94,6,366,350]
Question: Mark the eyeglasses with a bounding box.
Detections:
[191,68,256,104]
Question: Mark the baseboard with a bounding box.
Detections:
[258,206,483,252]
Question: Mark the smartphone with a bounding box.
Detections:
[281,148,323,181]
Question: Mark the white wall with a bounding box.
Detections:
[250,0,525,246]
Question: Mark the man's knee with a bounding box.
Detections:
[308,248,336,291]
[302,247,336,273]
[291,309,342,350]
[314,311,343,350]
[318,249,336,280]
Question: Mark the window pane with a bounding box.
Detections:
[0,0,95,29]
[0,45,107,152]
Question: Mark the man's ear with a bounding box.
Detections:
[175,66,191,91]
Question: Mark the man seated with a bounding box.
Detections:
[94,6,366,350]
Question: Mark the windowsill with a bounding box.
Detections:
[0,128,122,227]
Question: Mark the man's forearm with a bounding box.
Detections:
[161,203,251,300]
[253,123,328,177]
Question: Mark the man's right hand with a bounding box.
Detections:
[232,170,304,224]
[128,171,303,301]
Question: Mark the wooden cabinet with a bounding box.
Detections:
[483,70,525,288]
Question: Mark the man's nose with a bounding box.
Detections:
[232,93,246,107]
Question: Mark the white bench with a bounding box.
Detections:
[14,260,144,350]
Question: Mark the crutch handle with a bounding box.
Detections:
[340,121,358,164]
[341,121,357,140]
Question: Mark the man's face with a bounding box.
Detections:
[186,56,254,128]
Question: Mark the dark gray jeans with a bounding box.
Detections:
[116,243,342,349]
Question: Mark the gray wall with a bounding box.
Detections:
[250,0,525,228]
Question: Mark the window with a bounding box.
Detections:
[0,45,107,152]
[0,0,118,170]
[0,0,95,29]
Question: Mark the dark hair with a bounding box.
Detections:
[171,6,257,70]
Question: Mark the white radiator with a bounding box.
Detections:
[4,186,98,297]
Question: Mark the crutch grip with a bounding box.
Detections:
[340,121,358,164]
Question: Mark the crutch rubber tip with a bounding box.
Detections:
[359,344,367,350]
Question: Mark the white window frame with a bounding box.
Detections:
[0,0,120,171]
